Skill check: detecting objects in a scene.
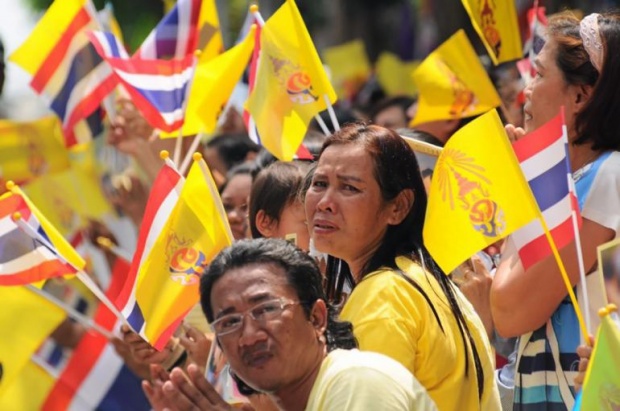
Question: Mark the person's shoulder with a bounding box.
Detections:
[323,349,408,377]
[320,349,436,409]
[344,256,435,312]
[601,151,620,170]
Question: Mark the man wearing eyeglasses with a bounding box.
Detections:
[146,238,436,410]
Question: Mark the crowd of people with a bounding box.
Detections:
[2,6,620,411]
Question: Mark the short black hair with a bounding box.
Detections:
[205,133,260,171]
[200,238,356,351]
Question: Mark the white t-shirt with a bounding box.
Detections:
[305,349,437,411]
[580,151,620,236]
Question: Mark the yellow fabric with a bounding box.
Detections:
[411,30,501,126]
[375,52,420,97]
[461,0,522,65]
[0,360,55,410]
[197,0,223,59]
[23,165,112,237]
[191,27,255,134]
[136,157,232,348]
[8,0,86,75]
[581,309,620,410]
[306,349,437,410]
[0,287,66,396]
[12,187,86,271]
[423,109,538,273]
[340,257,501,411]
[322,39,371,100]
[160,0,223,138]
[0,116,70,185]
[246,0,337,161]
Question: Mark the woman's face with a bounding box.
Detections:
[304,144,395,271]
[523,38,580,134]
[221,173,252,241]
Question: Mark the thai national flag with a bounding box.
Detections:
[28,5,116,146]
[136,0,201,60]
[41,245,150,411]
[115,159,183,338]
[511,110,580,270]
[41,304,150,411]
[89,31,195,132]
[0,193,77,285]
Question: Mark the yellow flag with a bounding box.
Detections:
[0,287,66,396]
[23,166,112,237]
[423,110,538,274]
[9,0,87,75]
[0,116,71,185]
[197,0,223,60]
[323,39,371,100]
[192,26,255,134]
[0,360,56,410]
[375,52,420,97]
[135,155,233,350]
[160,0,224,138]
[10,185,86,271]
[411,30,501,126]
[247,0,337,161]
[581,306,620,410]
[461,0,522,65]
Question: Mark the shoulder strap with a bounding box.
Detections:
[546,321,575,409]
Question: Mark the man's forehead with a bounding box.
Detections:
[211,262,293,298]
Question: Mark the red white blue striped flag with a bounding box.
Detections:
[0,193,77,285]
[89,31,195,132]
[511,110,581,269]
[136,0,201,60]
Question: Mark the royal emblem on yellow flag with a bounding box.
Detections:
[0,117,70,185]
[134,154,233,349]
[246,0,336,161]
[411,30,501,126]
[461,0,523,64]
[423,110,538,274]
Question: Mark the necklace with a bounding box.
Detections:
[572,151,601,182]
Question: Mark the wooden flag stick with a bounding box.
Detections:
[179,132,204,175]
[96,236,134,262]
[11,213,129,328]
[537,214,590,340]
[314,114,331,136]
[26,284,116,340]
[324,94,340,132]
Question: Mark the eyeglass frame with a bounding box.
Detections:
[210,298,304,337]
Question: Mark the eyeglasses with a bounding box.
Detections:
[211,298,301,337]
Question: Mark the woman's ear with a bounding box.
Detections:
[574,84,594,111]
[255,210,276,237]
[387,189,414,225]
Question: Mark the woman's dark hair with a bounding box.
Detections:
[205,133,260,171]
[369,95,416,124]
[547,11,620,150]
[317,122,485,399]
[200,238,357,352]
[218,162,254,194]
[248,161,311,239]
